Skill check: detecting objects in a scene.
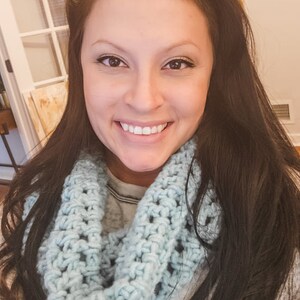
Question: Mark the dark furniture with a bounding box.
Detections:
[0,109,21,184]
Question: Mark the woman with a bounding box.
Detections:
[1,0,299,299]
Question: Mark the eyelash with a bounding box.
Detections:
[96,55,195,70]
[163,58,195,70]
[96,55,127,68]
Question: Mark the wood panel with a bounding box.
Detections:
[23,81,68,145]
[0,109,16,134]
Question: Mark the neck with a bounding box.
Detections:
[105,149,162,187]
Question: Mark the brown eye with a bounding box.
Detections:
[108,57,121,67]
[97,55,126,67]
[169,60,182,69]
[164,58,194,70]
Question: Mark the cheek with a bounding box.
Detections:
[83,69,128,110]
[83,76,112,113]
[83,82,109,131]
[170,80,208,119]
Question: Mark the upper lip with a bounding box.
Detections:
[116,120,171,127]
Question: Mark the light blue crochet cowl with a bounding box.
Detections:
[23,139,221,300]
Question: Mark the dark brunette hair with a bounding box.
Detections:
[1,0,299,299]
[191,1,300,299]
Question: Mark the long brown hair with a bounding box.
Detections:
[191,1,300,299]
[1,0,299,299]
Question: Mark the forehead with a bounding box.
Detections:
[83,0,210,47]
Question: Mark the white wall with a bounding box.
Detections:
[245,0,300,145]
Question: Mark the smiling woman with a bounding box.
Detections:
[0,0,299,299]
[81,0,213,184]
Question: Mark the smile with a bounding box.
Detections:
[119,122,168,135]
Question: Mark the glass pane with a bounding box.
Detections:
[11,0,48,33]
[57,30,69,72]
[48,0,67,27]
[22,34,61,82]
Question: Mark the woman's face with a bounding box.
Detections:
[81,0,213,184]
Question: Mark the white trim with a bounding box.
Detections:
[0,0,34,91]
[0,167,15,181]
[42,0,55,28]
[19,26,68,38]
[0,30,38,158]
[0,0,68,157]
[0,0,38,157]
[50,31,67,77]
[33,75,68,87]
[290,134,300,146]
[42,0,67,77]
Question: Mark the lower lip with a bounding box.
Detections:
[115,122,171,144]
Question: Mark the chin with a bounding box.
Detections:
[122,157,167,173]
[125,162,162,173]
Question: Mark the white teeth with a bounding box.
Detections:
[122,123,129,131]
[151,126,158,134]
[129,125,134,133]
[120,122,167,135]
[134,126,142,134]
[142,127,151,135]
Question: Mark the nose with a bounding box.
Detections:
[124,69,163,113]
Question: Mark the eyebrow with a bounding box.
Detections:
[91,39,202,53]
[92,39,126,51]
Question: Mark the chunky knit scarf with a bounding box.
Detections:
[23,140,221,300]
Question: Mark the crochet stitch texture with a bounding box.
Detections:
[23,140,221,299]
